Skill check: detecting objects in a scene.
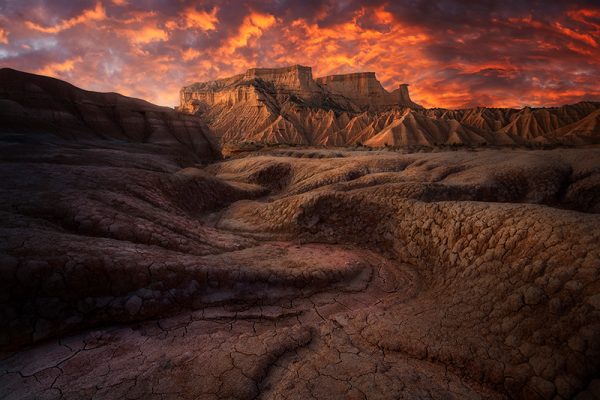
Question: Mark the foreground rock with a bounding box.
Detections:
[1,141,599,399]
[179,65,600,147]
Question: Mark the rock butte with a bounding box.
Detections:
[0,68,599,400]
[179,65,600,148]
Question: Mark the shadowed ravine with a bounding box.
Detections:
[1,141,599,399]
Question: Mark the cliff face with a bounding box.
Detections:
[179,65,327,114]
[245,65,319,94]
[179,65,416,115]
[315,72,422,109]
[178,65,600,148]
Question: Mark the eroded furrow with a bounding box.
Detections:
[1,242,430,400]
[2,147,600,399]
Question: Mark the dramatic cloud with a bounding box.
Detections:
[36,56,82,76]
[24,3,107,34]
[1,0,599,108]
[182,6,219,31]
[224,12,277,54]
[0,28,8,44]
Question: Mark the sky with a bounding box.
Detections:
[0,0,599,109]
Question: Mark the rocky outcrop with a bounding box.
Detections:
[0,68,220,162]
[315,72,422,109]
[244,65,322,99]
[424,102,600,144]
[178,65,429,145]
[179,65,600,148]
[179,65,329,114]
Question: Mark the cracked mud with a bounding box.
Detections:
[1,143,599,399]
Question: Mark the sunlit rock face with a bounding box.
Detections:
[179,65,325,112]
[315,72,422,109]
[245,65,321,98]
[178,65,600,148]
[179,65,418,114]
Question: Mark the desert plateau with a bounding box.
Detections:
[1,1,600,399]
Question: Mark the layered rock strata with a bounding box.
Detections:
[315,72,422,109]
[179,65,600,147]
[0,68,219,162]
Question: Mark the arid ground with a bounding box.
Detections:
[2,0,600,395]
[1,139,599,399]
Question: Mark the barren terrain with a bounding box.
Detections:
[1,139,600,399]
[179,65,600,147]
[1,68,600,399]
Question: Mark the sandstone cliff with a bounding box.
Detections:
[179,65,332,114]
[315,72,422,109]
[179,65,600,148]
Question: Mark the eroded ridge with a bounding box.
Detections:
[1,145,600,399]
[178,65,600,148]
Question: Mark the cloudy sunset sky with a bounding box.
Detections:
[1,0,599,109]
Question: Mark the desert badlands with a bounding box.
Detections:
[0,66,599,400]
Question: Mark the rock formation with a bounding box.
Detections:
[315,73,422,109]
[179,65,600,148]
[179,65,332,114]
[0,68,220,162]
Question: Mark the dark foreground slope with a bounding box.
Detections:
[1,142,599,399]
[0,68,219,162]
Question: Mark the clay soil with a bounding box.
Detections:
[1,143,599,399]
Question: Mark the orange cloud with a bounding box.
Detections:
[36,57,83,76]
[123,26,169,44]
[182,48,201,61]
[224,12,276,53]
[274,10,432,85]
[25,3,106,34]
[568,8,600,29]
[554,22,598,47]
[117,11,157,24]
[374,6,394,25]
[5,2,599,109]
[0,28,8,44]
[185,7,219,31]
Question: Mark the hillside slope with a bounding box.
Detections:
[179,65,600,147]
[0,68,219,162]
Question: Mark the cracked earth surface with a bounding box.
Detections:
[1,143,600,399]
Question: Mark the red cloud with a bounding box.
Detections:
[25,3,106,34]
[2,1,598,109]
